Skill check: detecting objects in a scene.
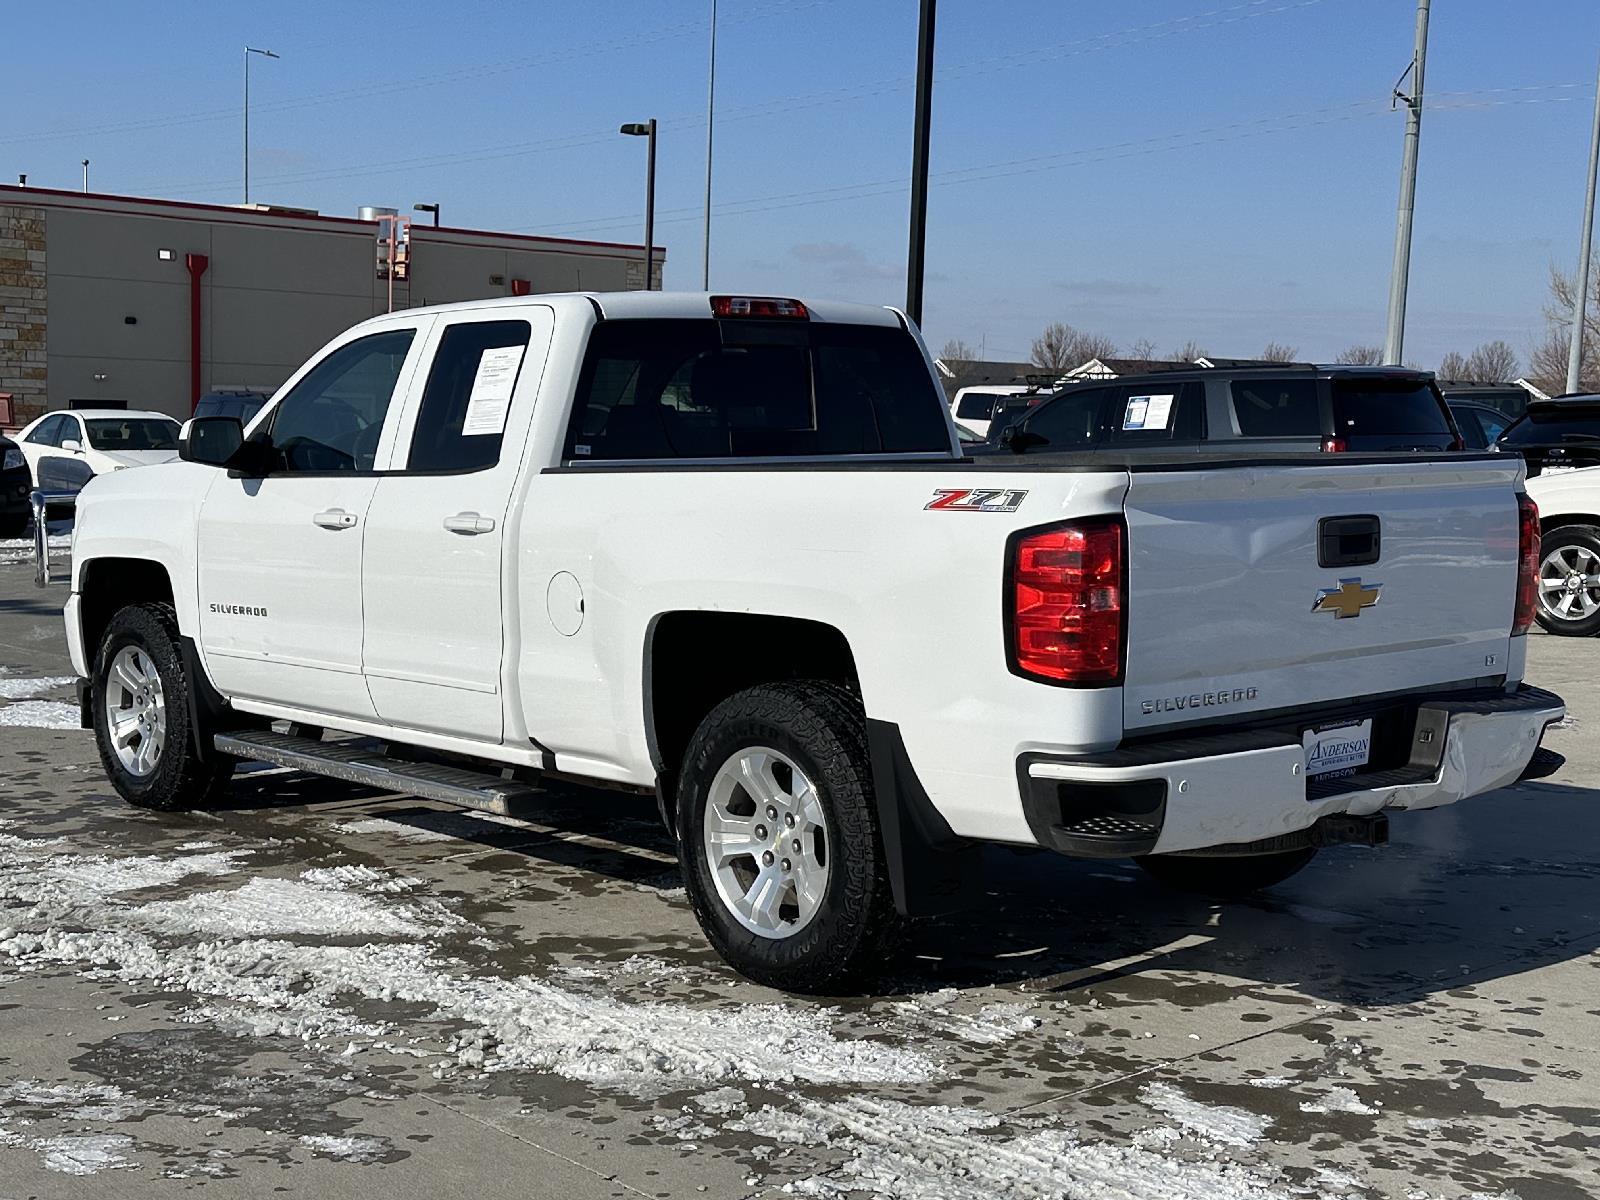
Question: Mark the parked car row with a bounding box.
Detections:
[948,368,1600,638]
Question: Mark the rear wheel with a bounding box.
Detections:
[0,513,26,538]
[93,603,233,810]
[677,681,901,993]
[1535,525,1600,637]
[1135,847,1317,897]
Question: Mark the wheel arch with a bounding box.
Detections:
[642,611,860,826]
[77,557,177,669]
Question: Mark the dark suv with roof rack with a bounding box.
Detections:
[978,364,1462,456]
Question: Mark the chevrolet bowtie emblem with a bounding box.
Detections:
[1313,578,1382,619]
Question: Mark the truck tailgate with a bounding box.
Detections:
[1121,459,1522,733]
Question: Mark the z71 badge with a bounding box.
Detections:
[925,488,1028,513]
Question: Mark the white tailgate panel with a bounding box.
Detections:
[1122,460,1522,732]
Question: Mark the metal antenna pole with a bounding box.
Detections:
[702,0,717,290]
[905,0,936,327]
[1567,56,1600,394]
[1383,0,1430,365]
[81,159,89,192]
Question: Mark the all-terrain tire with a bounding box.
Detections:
[1135,847,1317,897]
[0,514,27,538]
[92,603,234,811]
[677,681,903,993]
[1533,525,1600,638]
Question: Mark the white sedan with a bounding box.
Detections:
[15,409,182,493]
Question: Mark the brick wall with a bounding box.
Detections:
[0,203,47,424]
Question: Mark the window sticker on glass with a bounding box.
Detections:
[1123,393,1174,431]
[462,344,526,436]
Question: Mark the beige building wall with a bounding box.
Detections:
[0,187,657,422]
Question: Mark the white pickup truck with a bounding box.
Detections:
[63,292,1563,991]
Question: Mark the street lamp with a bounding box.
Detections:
[413,202,441,228]
[243,46,280,205]
[905,0,936,327]
[620,120,657,291]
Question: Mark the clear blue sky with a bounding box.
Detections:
[3,0,1598,369]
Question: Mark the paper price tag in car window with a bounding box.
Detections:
[462,345,526,436]
[1123,393,1174,431]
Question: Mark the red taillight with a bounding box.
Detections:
[1321,436,1349,453]
[1514,493,1540,635]
[710,295,809,319]
[1008,519,1125,684]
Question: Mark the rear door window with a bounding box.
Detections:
[566,319,949,460]
[1450,407,1488,450]
[1230,378,1323,438]
[406,320,533,472]
[1104,382,1203,445]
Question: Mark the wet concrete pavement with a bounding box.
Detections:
[0,551,1597,1199]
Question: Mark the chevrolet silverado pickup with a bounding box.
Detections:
[62,291,1564,991]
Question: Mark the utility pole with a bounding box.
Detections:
[1383,0,1430,365]
[904,0,936,327]
[1566,55,1600,394]
[702,0,717,290]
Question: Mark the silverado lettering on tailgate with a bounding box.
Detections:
[1140,687,1259,716]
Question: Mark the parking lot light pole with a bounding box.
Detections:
[414,202,441,228]
[1382,0,1429,365]
[243,46,280,205]
[905,0,936,328]
[621,120,658,290]
[1566,56,1600,395]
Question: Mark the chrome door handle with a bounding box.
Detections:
[443,512,496,535]
[312,508,358,530]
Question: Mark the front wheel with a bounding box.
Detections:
[1535,525,1600,637]
[1135,847,1317,897]
[92,603,233,810]
[676,681,902,993]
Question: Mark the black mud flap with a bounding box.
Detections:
[76,678,92,730]
[866,719,983,918]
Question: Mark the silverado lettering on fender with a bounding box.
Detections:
[63,291,1565,992]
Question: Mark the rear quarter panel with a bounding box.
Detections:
[514,466,1129,842]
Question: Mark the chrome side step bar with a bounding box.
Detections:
[214,730,539,816]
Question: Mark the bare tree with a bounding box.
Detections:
[1334,344,1383,365]
[1031,322,1117,372]
[938,338,977,364]
[936,338,983,398]
[1465,340,1519,382]
[1437,341,1521,383]
[1127,337,1158,361]
[1529,254,1600,395]
[1169,340,1206,362]
[1259,341,1300,362]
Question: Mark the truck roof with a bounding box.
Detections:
[359,291,905,328]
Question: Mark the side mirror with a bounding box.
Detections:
[61,438,83,454]
[180,415,244,467]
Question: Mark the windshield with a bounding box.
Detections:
[86,418,180,451]
[1499,406,1600,445]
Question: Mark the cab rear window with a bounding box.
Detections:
[566,319,949,460]
[1332,380,1451,435]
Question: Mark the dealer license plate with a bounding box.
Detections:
[1302,718,1373,779]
